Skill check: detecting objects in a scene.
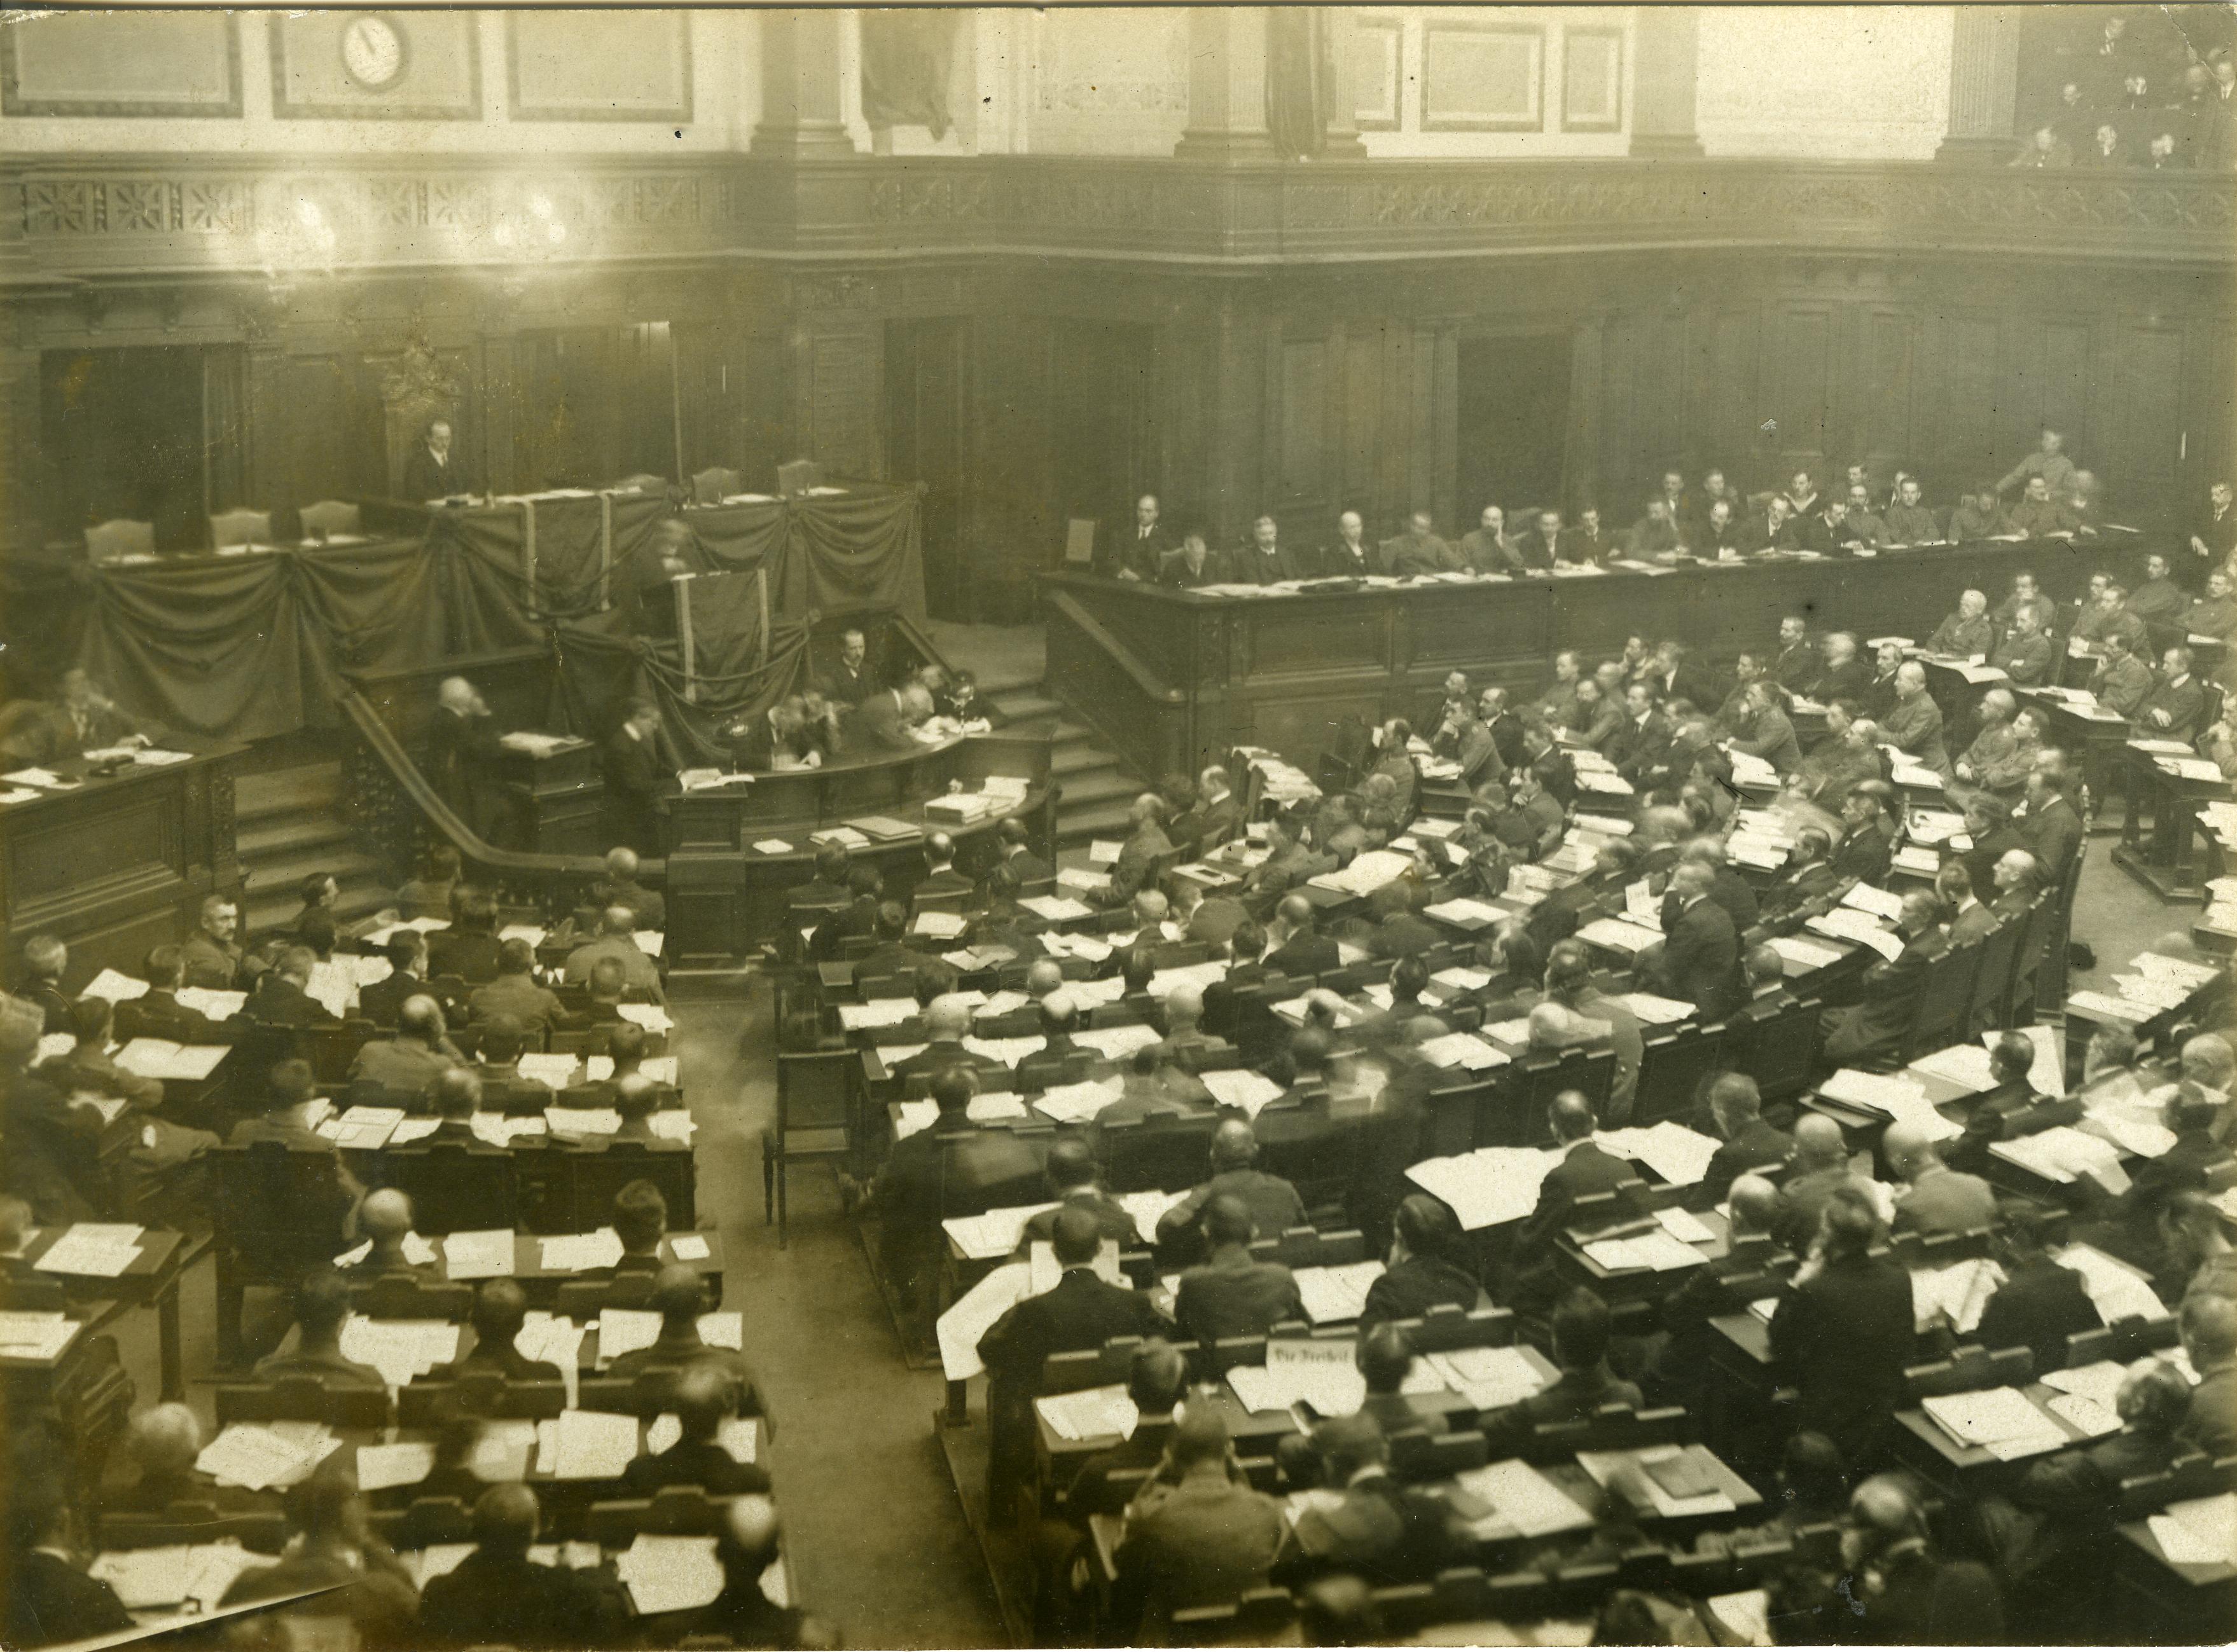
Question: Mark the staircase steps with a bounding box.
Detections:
[989,687,1144,850]
[234,761,392,933]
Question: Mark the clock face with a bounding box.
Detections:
[340,14,405,90]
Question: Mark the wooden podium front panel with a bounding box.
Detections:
[0,748,241,984]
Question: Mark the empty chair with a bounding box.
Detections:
[85,518,155,561]
[297,500,363,540]
[209,507,274,549]
[690,466,744,505]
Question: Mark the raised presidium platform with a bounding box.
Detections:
[1041,531,2180,781]
[0,743,242,981]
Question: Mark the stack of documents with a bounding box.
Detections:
[1805,909,1904,961]
[34,1223,144,1277]
[615,1002,673,1033]
[537,1409,640,1480]
[113,1040,228,1081]
[1579,1445,1737,1516]
[1908,1043,1998,1092]
[1035,1383,1140,1442]
[1909,1258,2005,1337]
[1574,918,1665,956]
[2148,1494,2237,1567]
[540,1229,626,1272]
[1446,1461,1593,1538]
[83,968,151,1002]
[1406,1148,1560,1231]
[1020,895,1094,923]
[1423,897,1506,930]
[1991,1127,2130,1194]
[942,1204,1058,1260]
[1595,1122,1722,1187]
[1766,935,1845,972]
[545,1107,623,1137]
[355,1441,438,1491]
[0,1311,80,1361]
[319,1105,406,1150]
[1414,1033,1511,1073]
[1114,1190,1188,1243]
[1420,1344,1547,1412]
[1581,1230,1705,1274]
[516,1053,581,1089]
[1292,1260,1386,1324]
[2054,1243,2169,1326]
[197,1422,339,1490]
[338,1316,459,1388]
[443,1230,518,1279]
[1032,1078,1122,1125]
[1229,1338,1366,1417]
[1921,1387,2068,1459]
[89,1544,261,1613]
[615,1535,724,1614]
[1615,992,1697,1026]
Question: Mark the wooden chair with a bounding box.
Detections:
[560,1141,698,1233]
[578,1370,692,1419]
[689,467,744,506]
[370,1496,473,1550]
[1398,1304,1515,1353]
[209,508,273,549]
[1735,995,1824,1105]
[1895,944,1981,1066]
[85,518,155,560]
[1424,1075,1499,1156]
[1902,1342,2032,1400]
[1388,1428,1490,1481]
[216,1377,389,1429]
[350,1272,474,1321]
[382,1142,518,1235]
[296,500,362,540]
[98,1503,287,1554]
[211,1141,352,1370]
[1633,1024,1729,1125]
[1962,918,2022,1035]
[763,1049,857,1246]
[555,1272,658,1318]
[396,1377,566,1425]
[2061,1316,2180,1370]
[51,1335,137,1494]
[587,1486,736,1548]
[1102,1112,1217,1195]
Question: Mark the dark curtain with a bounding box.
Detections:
[1267,8,1331,160]
[783,487,927,619]
[860,11,955,138]
[553,607,810,769]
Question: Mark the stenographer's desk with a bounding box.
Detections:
[0,746,242,982]
[661,730,1056,965]
[1042,533,2166,776]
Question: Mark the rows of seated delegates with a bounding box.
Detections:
[0,843,829,1649]
[2012,12,2237,171]
[803,461,2237,1643]
[1093,437,2237,598]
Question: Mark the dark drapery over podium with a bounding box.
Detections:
[4,481,924,762]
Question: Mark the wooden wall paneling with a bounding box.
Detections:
[1767,303,1832,483]
[2109,321,2186,511]
[1855,306,1920,475]
[1341,324,1382,528]
[798,322,882,483]
[1700,306,1760,487]
[2034,319,2094,462]
[1563,316,1603,517]
[1597,312,1637,511]
[1925,308,2003,495]
[473,329,518,497]
[1432,327,1459,535]
[2182,317,2237,504]
[966,313,1053,623]
[1278,331,1331,523]
[1405,325,1437,530]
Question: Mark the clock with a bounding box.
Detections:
[340,14,406,91]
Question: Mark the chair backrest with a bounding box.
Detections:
[1518,1047,1616,1139]
[1270,1226,1369,1269]
[381,1143,519,1234]
[1424,1077,1493,1157]
[85,518,155,560]
[297,500,363,540]
[777,1049,856,1136]
[689,467,743,506]
[1399,1304,1514,1353]
[216,1377,389,1429]
[562,1141,697,1232]
[588,1486,735,1548]
[1902,1342,2032,1400]
[396,1377,567,1425]
[98,1502,287,1553]
[2061,1314,2181,1369]
[350,1273,474,1321]
[376,1496,474,1551]
[1735,995,1824,1102]
[1102,1112,1218,1195]
[212,1142,349,1276]
[1963,918,2022,1033]
[1522,1402,1690,1463]
[210,507,273,549]
[1900,943,1981,1062]
[556,1272,658,1319]
[1387,1428,1490,1482]
[1632,1024,1729,1126]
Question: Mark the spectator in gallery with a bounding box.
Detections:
[2010,125,2074,169]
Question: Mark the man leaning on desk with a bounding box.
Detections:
[0,670,160,767]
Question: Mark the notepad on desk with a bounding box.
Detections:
[0,1311,80,1361]
[112,1039,228,1082]
[541,1229,626,1272]
[441,1229,517,1280]
[1036,1383,1140,1443]
[1292,1260,1385,1324]
[33,1224,144,1277]
[615,1533,725,1614]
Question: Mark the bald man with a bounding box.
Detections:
[679,1495,829,1648]
[1881,662,1949,773]
[1264,893,1340,979]
[1518,1092,1633,1257]
[343,1188,434,1279]
[1839,1474,2005,1644]
[1780,1113,1883,1251]
[1160,984,1229,1068]
[623,1362,772,1496]
[417,1483,628,1647]
[1154,1121,1306,1262]
[1886,1121,1997,1237]
[107,1402,278,1517]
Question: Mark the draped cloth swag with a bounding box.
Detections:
[8,482,922,758]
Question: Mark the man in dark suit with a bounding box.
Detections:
[1019,1138,1139,1253]
[847,682,929,754]
[1973,1206,2102,1373]
[1271,1414,1465,1587]
[1230,513,1315,584]
[1518,1091,1636,1258]
[1061,1339,1189,1518]
[428,676,504,839]
[1946,1033,2084,1179]
[1645,640,1718,713]
[1841,1475,2005,1644]
[620,1362,773,1497]
[1833,781,1898,888]
[400,416,470,500]
[1605,683,1673,783]
[1700,1073,1794,1202]
[1160,532,1229,589]
[2019,765,2084,883]
[1808,631,1874,705]
[912,831,974,909]
[869,1065,1039,1309]
[1769,615,1817,690]
[1757,828,1841,928]
[1479,1287,1644,1455]
[982,815,1052,893]
[1172,764,1245,856]
[595,701,667,855]
[1174,1193,1305,1345]
[1320,509,1376,578]
[114,946,225,1044]
[1156,1120,1308,1262]
[1097,493,1172,582]
[1509,507,1561,571]
[359,932,437,1028]
[980,1206,1171,1513]
[1821,889,1948,1066]
[1359,1193,1483,1329]
[2179,1294,2237,1459]
[1111,1407,1287,1631]
[247,946,337,1028]
[1382,510,1459,577]
[422,1279,565,1387]
[2135,647,2208,744]
[1643,863,1740,1019]
[430,886,506,984]
[4,1476,134,1648]
[1264,894,1340,980]
[1768,1188,1915,1463]
[820,627,874,706]
[415,1484,628,1648]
